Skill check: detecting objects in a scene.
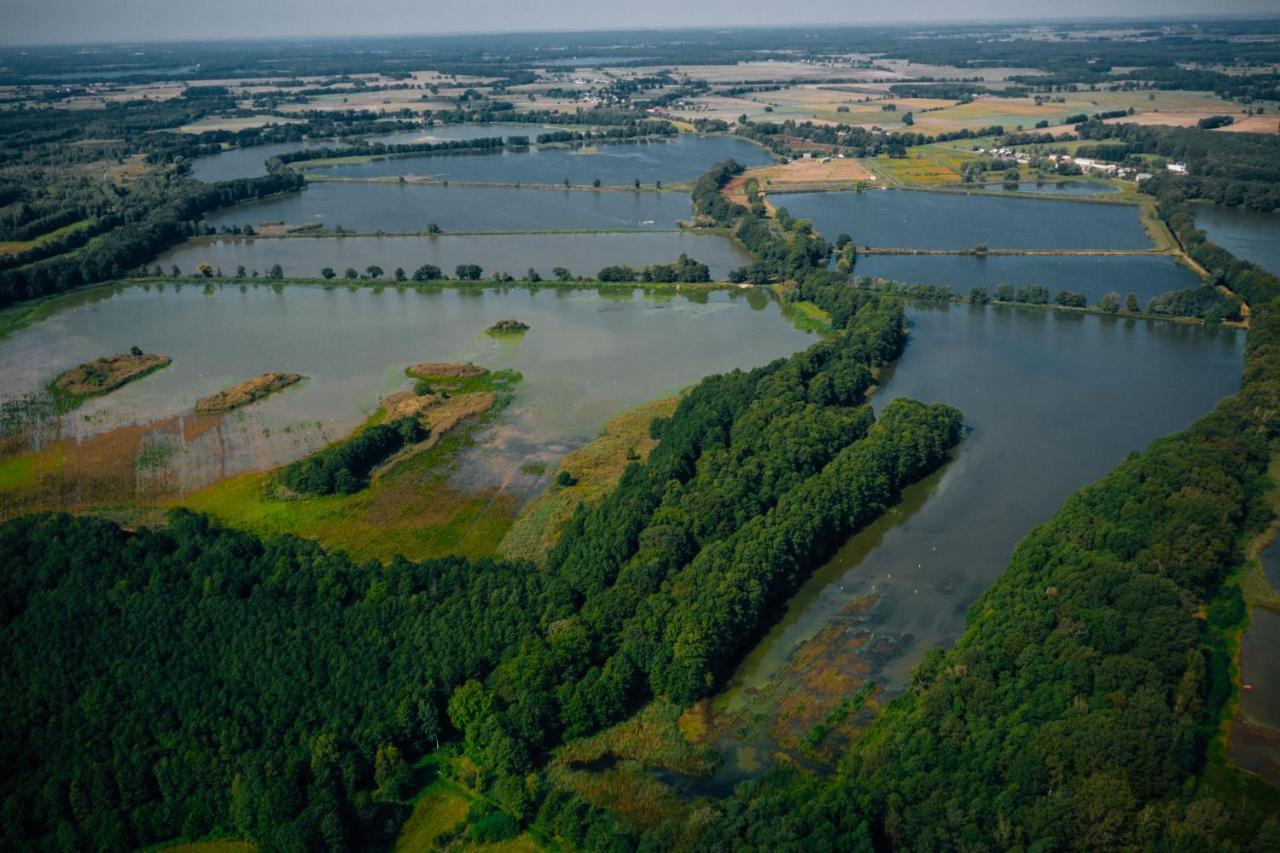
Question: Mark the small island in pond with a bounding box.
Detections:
[195,371,303,415]
[51,349,171,401]
[485,319,529,336]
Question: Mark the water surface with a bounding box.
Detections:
[189,140,336,182]
[773,189,1150,250]
[368,123,562,145]
[305,135,771,185]
[204,182,692,233]
[855,253,1202,304]
[712,304,1243,772]
[1194,204,1280,275]
[0,285,809,494]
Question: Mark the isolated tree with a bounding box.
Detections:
[344,267,358,280]
[526,268,542,282]
[552,267,572,281]
[365,265,384,279]
[412,264,442,281]
[268,264,284,280]
[1099,292,1122,314]
[1125,292,1140,313]
[394,267,406,282]
[321,267,336,280]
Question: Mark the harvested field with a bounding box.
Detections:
[194,371,302,414]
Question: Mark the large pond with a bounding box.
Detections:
[0,284,810,496]
[705,303,1243,782]
[204,183,692,233]
[189,140,336,183]
[367,123,564,146]
[772,190,1151,250]
[301,135,772,185]
[855,253,1203,304]
[155,233,751,280]
[1194,204,1280,275]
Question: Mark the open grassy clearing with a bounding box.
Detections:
[0,216,95,255]
[862,143,983,185]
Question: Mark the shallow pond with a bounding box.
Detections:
[155,233,751,280]
[772,189,1151,250]
[855,253,1202,304]
[1194,204,1280,275]
[706,303,1243,778]
[0,284,810,497]
[189,140,336,183]
[367,123,564,146]
[303,135,772,185]
[204,182,692,233]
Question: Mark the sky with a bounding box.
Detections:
[1,0,1277,46]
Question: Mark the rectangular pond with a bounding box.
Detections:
[854,252,1203,304]
[772,189,1152,250]
[302,135,772,185]
[1194,203,1280,275]
[203,182,693,233]
[155,233,751,280]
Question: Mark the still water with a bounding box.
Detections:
[0,284,810,496]
[189,140,336,183]
[710,303,1243,776]
[154,233,751,280]
[204,182,693,233]
[1194,204,1280,275]
[303,135,772,185]
[855,253,1202,304]
[772,190,1151,250]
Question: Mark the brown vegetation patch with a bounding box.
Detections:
[195,371,302,414]
[52,352,171,398]
[405,361,488,380]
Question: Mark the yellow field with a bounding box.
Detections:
[865,144,982,185]
[395,781,471,852]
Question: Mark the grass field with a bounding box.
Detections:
[0,217,95,255]
[177,115,302,133]
[499,395,678,563]
[178,426,517,563]
[863,144,983,186]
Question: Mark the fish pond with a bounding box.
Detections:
[0,284,811,508]
[300,135,772,185]
[772,189,1151,250]
[854,253,1202,304]
[204,182,693,233]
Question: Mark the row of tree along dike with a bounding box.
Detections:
[0,264,962,849]
[146,257,713,285]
